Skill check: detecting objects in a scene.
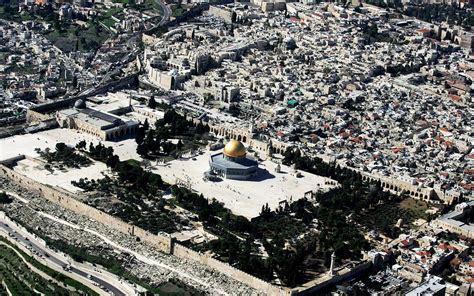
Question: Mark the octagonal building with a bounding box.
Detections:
[208,140,258,180]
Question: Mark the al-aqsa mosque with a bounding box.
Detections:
[207,139,258,180]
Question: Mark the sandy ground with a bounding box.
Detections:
[0,129,139,192]
[13,158,109,193]
[0,129,141,162]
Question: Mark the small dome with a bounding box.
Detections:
[74,99,86,109]
[223,140,246,158]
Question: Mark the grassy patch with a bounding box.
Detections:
[98,6,122,27]
[125,159,142,167]
[399,198,429,216]
[141,0,163,13]
[46,23,109,53]
[358,198,431,236]
[172,6,186,17]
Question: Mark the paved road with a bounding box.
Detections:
[157,0,172,26]
[78,0,171,92]
[0,221,127,296]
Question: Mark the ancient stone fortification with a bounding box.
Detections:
[27,97,77,124]
[0,164,291,295]
[292,261,372,295]
[173,244,287,295]
[0,165,171,252]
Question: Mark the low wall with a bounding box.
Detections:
[0,155,26,167]
[293,262,372,295]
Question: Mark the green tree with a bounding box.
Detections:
[0,191,13,204]
[148,96,157,109]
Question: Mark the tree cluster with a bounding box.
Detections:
[115,161,165,192]
[36,143,92,169]
[135,109,209,158]
[0,191,13,204]
[84,142,120,169]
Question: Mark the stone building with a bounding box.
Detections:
[207,139,258,180]
[56,99,138,141]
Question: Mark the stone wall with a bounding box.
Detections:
[26,109,57,124]
[0,165,172,253]
[0,163,375,295]
[27,97,77,124]
[208,5,234,23]
[173,244,288,295]
[292,262,372,295]
[0,163,289,294]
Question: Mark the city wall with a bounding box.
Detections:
[0,163,291,295]
[173,244,288,295]
[292,262,372,295]
[27,97,76,123]
[0,165,171,253]
[0,162,372,295]
[208,5,234,23]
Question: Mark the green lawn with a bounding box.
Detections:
[399,198,430,217]
[98,7,122,28]
[358,198,431,236]
[142,0,164,14]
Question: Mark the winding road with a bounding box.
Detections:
[0,217,134,296]
[157,0,172,26]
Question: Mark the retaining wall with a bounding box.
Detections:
[1,163,372,295]
[173,244,288,295]
[0,165,171,252]
[293,262,372,295]
[0,164,289,294]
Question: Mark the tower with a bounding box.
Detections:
[248,117,255,141]
[329,252,336,277]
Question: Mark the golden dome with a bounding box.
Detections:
[223,140,246,158]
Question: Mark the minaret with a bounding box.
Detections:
[329,252,336,277]
[248,118,255,140]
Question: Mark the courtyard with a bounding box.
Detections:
[152,150,337,218]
